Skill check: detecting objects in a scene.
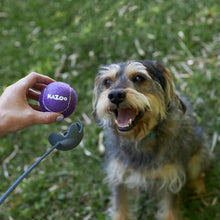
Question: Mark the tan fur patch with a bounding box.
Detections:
[112,188,129,220]
[99,64,120,79]
[147,94,166,119]
[188,153,203,180]
[164,210,179,220]
[113,212,129,220]
[125,61,149,77]
[124,88,151,112]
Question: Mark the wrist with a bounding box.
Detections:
[0,111,11,137]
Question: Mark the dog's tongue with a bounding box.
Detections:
[117,108,136,127]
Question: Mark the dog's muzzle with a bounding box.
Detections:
[108,90,144,132]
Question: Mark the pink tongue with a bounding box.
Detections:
[117,108,136,127]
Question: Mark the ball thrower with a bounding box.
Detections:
[0,121,83,205]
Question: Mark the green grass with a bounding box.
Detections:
[0,0,219,219]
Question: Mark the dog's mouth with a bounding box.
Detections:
[112,108,144,132]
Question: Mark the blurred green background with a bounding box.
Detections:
[0,0,219,219]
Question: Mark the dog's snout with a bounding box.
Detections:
[108,90,126,105]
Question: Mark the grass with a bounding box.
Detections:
[0,0,219,219]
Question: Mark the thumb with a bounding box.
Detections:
[32,111,64,125]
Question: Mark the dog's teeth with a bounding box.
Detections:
[122,125,129,128]
[129,119,132,126]
[115,120,118,125]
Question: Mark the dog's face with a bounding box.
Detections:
[93,61,183,140]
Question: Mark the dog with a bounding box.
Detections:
[92,61,211,220]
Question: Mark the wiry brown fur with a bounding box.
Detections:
[93,61,211,220]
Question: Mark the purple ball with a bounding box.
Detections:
[39,82,77,118]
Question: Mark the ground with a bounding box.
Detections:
[0,0,219,219]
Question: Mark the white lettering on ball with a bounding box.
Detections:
[47,94,68,101]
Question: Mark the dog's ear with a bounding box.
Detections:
[154,62,187,114]
[140,61,186,113]
[140,61,168,91]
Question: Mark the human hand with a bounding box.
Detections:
[0,72,64,137]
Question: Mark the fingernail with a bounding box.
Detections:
[56,115,64,122]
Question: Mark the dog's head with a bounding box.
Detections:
[93,61,185,140]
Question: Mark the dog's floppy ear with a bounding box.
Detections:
[140,61,173,99]
[154,62,187,114]
[140,61,167,91]
[140,61,186,113]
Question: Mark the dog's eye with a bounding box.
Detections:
[132,74,146,83]
[103,78,112,88]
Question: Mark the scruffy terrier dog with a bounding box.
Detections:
[93,61,211,220]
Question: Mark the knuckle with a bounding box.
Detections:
[28,72,39,79]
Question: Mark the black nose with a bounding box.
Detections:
[108,90,126,105]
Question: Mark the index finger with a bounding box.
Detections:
[22,72,56,89]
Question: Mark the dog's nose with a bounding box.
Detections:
[108,90,126,105]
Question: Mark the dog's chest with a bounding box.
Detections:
[106,158,185,193]
[106,158,151,190]
[106,136,160,169]
[105,132,186,193]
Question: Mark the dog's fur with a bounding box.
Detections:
[93,61,211,220]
